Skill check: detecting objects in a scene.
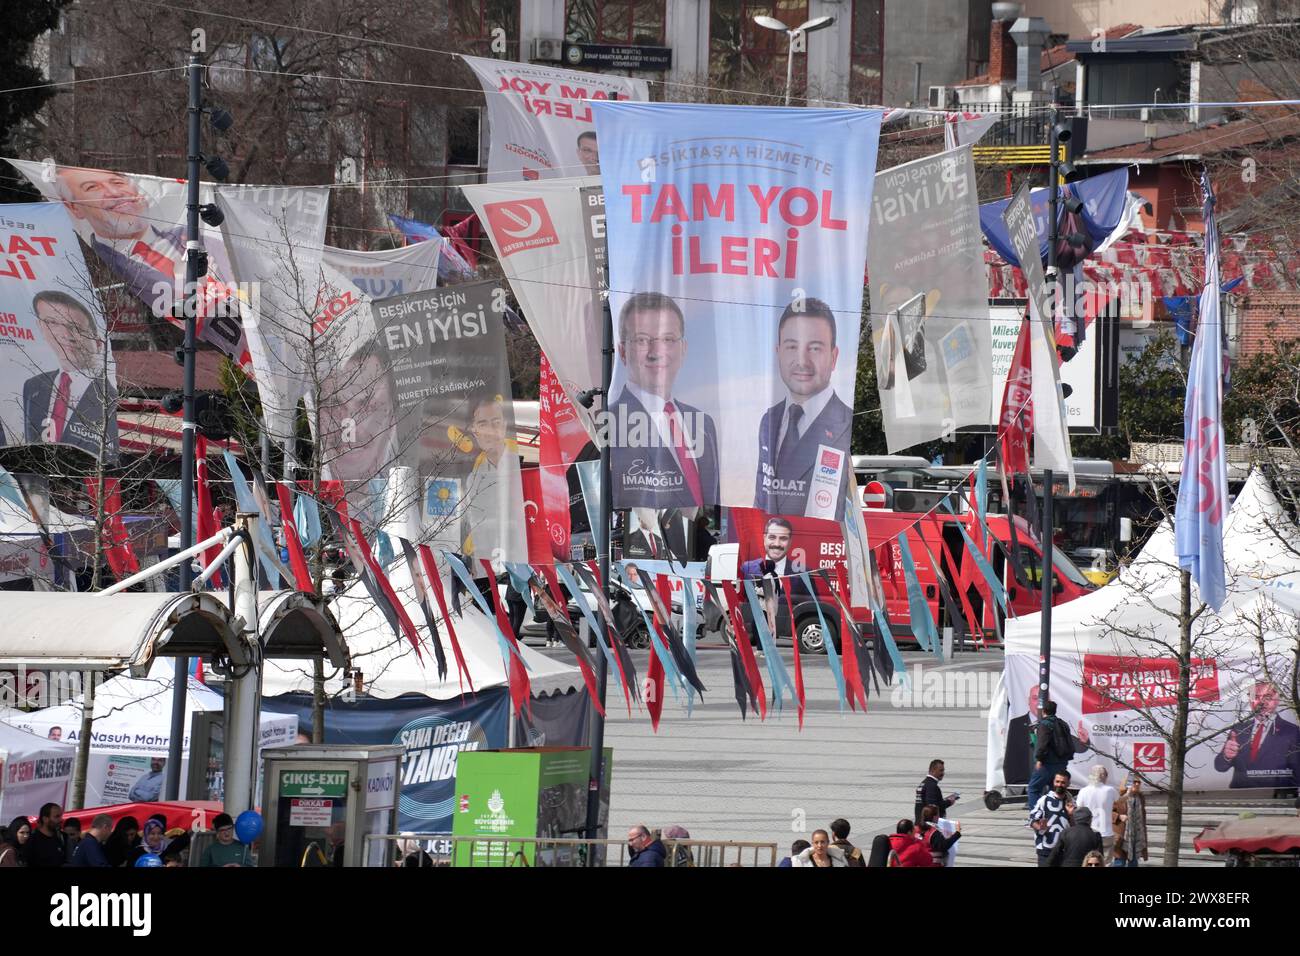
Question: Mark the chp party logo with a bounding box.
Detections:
[1134,742,1167,772]
[484,198,559,257]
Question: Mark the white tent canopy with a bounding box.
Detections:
[261,557,582,700]
[2,659,297,807]
[0,721,75,819]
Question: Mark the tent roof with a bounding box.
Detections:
[1005,470,1300,655]
[0,591,246,675]
[0,719,75,759]
[261,559,581,701]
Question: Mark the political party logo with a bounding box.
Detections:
[484,198,559,257]
[426,479,460,517]
[820,449,841,471]
[1134,742,1167,772]
[815,489,833,510]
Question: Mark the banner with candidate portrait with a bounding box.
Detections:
[867,146,993,452]
[7,158,251,367]
[461,176,604,445]
[592,103,881,519]
[0,203,119,460]
[462,56,648,182]
[371,280,526,566]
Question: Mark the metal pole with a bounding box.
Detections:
[224,515,261,817]
[165,52,202,801]
[1037,109,1061,717]
[583,297,614,847]
[785,35,796,107]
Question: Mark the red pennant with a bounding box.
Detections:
[537,356,577,560]
[539,565,571,625]
[997,314,1033,477]
[719,581,766,720]
[834,564,868,711]
[194,435,224,586]
[348,516,422,658]
[481,558,532,718]
[85,477,139,581]
[581,560,635,717]
[781,576,806,729]
[417,545,473,693]
[275,482,314,593]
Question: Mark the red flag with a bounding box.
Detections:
[833,564,868,711]
[997,315,1033,477]
[781,576,806,729]
[418,545,473,693]
[539,356,580,562]
[719,581,767,720]
[519,468,553,565]
[348,516,423,658]
[85,477,139,581]
[539,565,571,625]
[442,213,479,268]
[275,482,314,593]
[194,435,224,586]
[580,560,635,716]
[481,558,532,718]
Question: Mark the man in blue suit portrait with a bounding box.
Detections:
[1214,680,1300,789]
[754,298,852,520]
[610,291,719,510]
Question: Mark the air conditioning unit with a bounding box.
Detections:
[531,37,565,63]
[928,85,957,109]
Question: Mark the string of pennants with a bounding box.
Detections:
[197,439,1046,729]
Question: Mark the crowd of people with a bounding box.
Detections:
[0,803,254,868]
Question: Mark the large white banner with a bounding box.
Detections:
[462,176,603,444]
[462,56,648,182]
[322,241,441,300]
[0,203,119,459]
[868,146,992,452]
[988,304,1099,429]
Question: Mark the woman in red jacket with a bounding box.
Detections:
[886,820,938,867]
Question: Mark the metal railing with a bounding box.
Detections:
[361,833,777,868]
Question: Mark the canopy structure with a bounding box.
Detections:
[261,557,581,701]
[987,470,1300,794]
[258,590,349,668]
[0,720,75,819]
[1194,817,1300,856]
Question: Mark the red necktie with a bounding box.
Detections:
[1250,721,1267,760]
[132,240,174,276]
[50,372,71,440]
[664,401,704,506]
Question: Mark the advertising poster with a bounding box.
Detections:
[730,507,846,599]
[1003,653,1299,791]
[987,304,1102,432]
[0,202,119,459]
[462,56,648,181]
[461,176,604,442]
[371,280,525,565]
[593,103,881,519]
[8,159,251,365]
[868,146,992,452]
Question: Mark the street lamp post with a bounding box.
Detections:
[751,14,835,106]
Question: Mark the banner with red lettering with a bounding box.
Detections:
[593,104,880,518]
[997,315,1033,476]
[0,203,119,460]
[538,355,577,560]
[462,57,648,182]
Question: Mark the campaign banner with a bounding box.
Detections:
[0,202,119,459]
[868,146,992,452]
[1004,653,1298,791]
[7,159,251,365]
[462,56,648,182]
[371,280,526,565]
[261,688,510,834]
[461,176,604,443]
[323,241,442,299]
[538,355,578,560]
[1001,184,1074,489]
[593,103,881,519]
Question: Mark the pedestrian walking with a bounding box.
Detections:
[71,814,114,867]
[829,818,865,867]
[1076,765,1119,861]
[1027,700,1088,810]
[1028,770,1074,867]
[914,759,959,825]
[1111,775,1149,867]
[1045,806,1103,866]
[26,803,66,868]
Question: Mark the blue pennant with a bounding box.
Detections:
[442,550,531,671]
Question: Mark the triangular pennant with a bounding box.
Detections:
[399,537,448,680]
[417,544,473,693]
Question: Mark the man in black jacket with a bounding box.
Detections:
[914,758,959,825]
[26,803,66,868]
[1046,806,1103,867]
[1028,700,1090,810]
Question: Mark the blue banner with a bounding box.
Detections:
[593,103,881,519]
[261,689,510,833]
[978,168,1131,266]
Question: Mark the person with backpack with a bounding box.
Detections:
[886,820,937,868]
[1027,699,1089,810]
[829,818,865,867]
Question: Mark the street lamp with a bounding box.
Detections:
[752,13,835,106]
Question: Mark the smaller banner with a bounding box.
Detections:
[323,241,442,299]
[462,56,649,181]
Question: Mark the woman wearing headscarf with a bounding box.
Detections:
[0,816,32,867]
[128,815,170,865]
[104,815,139,867]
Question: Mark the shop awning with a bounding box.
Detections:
[258,590,349,668]
[0,591,245,676]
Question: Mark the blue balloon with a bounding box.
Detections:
[235,810,263,844]
[135,853,164,868]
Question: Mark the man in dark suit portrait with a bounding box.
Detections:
[610,292,719,510]
[1004,686,1089,787]
[740,516,797,579]
[23,290,118,457]
[754,298,853,520]
[1214,680,1300,789]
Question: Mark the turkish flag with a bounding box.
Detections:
[519,468,553,565]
